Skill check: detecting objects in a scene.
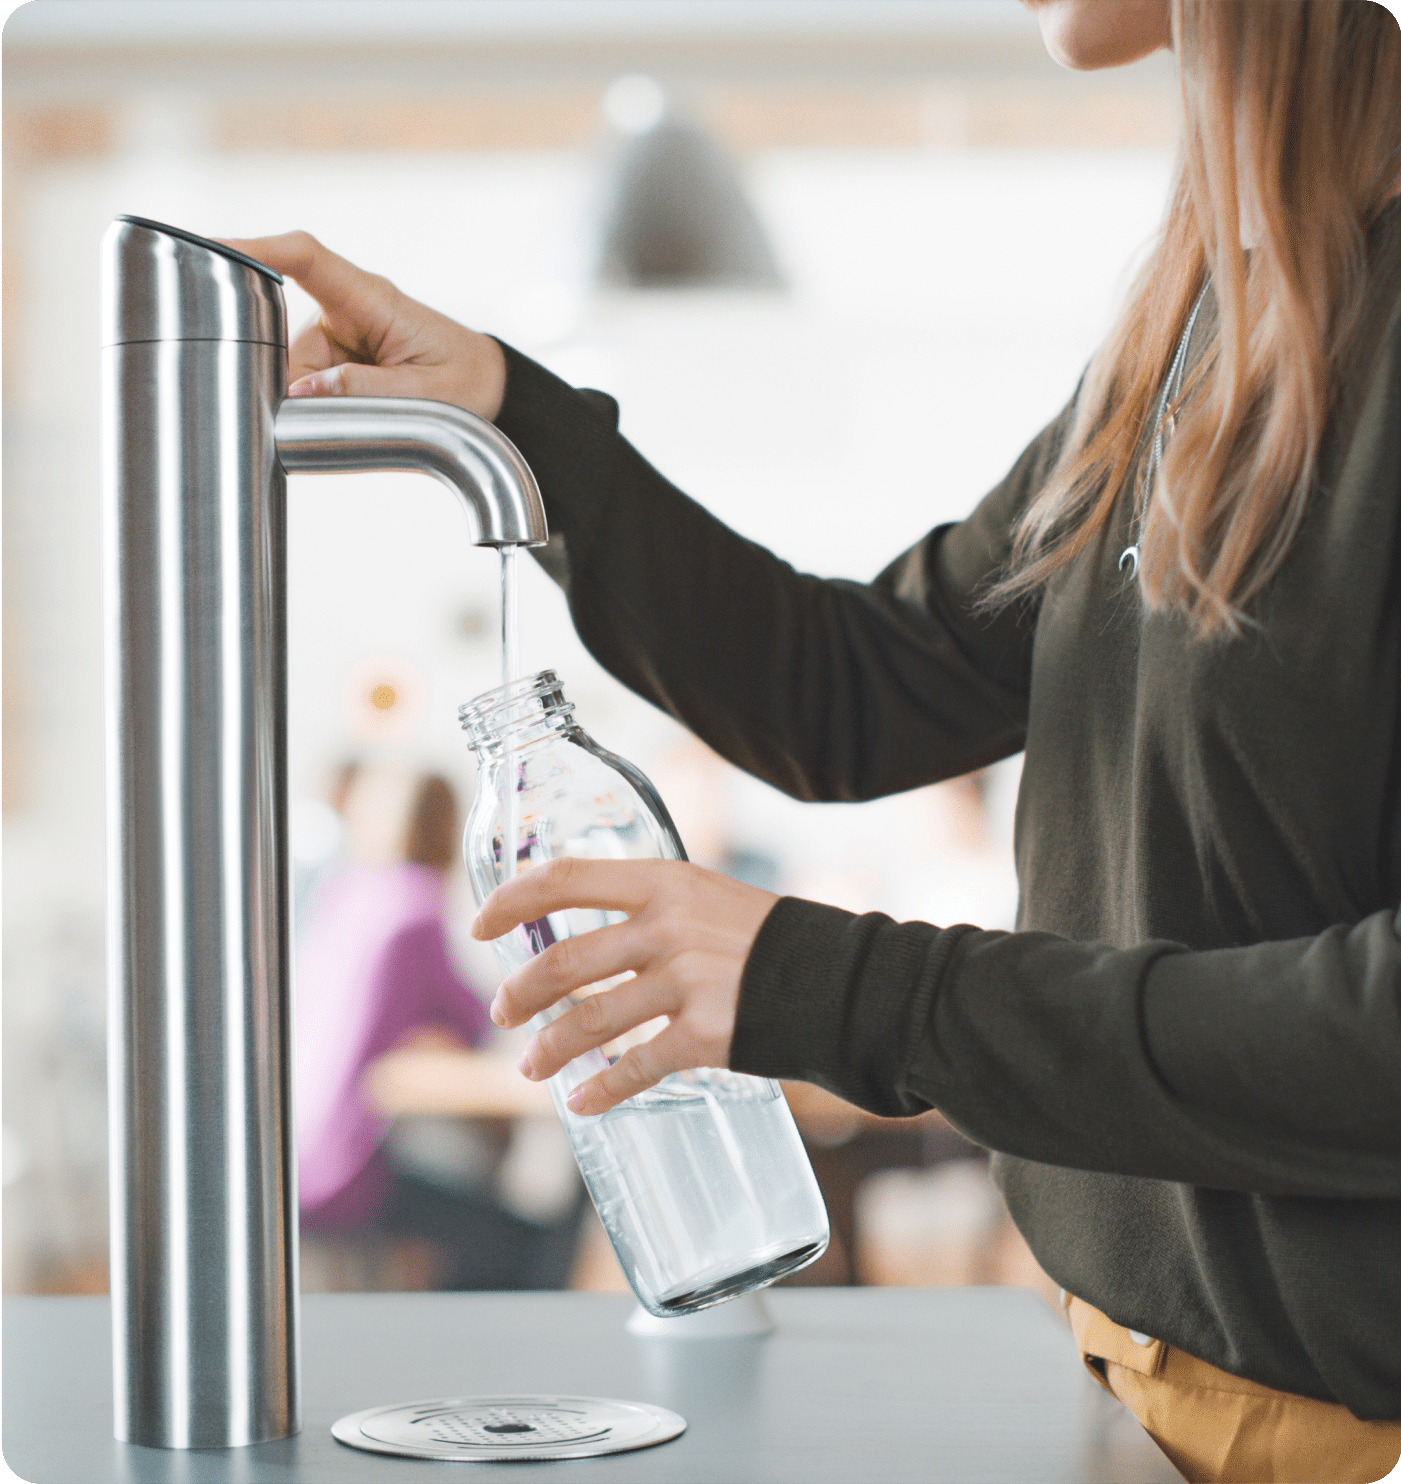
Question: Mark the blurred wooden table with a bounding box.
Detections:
[362,1040,945,1140]
[362,1041,555,1119]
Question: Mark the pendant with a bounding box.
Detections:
[1119,545,1140,578]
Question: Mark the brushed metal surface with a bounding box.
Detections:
[102,329,297,1449]
[331,1394,687,1461]
[102,215,285,348]
[274,396,548,547]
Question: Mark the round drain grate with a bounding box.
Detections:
[331,1394,687,1461]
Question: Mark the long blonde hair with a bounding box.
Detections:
[987,0,1401,637]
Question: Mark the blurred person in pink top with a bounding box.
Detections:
[296,769,491,1232]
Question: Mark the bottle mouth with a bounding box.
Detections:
[458,670,574,752]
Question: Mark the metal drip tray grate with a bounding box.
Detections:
[332,1394,687,1461]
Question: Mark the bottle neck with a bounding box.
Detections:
[458,670,576,757]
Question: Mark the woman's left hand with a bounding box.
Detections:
[471,858,779,1115]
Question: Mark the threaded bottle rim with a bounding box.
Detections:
[458,669,575,753]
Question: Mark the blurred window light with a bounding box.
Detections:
[291,798,343,866]
[2,0,1035,45]
[603,75,667,136]
[3,1126,31,1189]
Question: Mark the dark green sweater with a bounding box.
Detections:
[494,197,1401,1419]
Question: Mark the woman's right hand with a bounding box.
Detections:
[217,231,507,421]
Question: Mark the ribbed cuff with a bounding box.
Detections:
[732,896,974,1117]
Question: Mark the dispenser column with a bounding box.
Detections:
[101,217,298,1449]
[101,213,546,1452]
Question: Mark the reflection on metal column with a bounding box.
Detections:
[101,215,546,1450]
[102,217,296,1449]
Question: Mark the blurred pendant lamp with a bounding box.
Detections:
[594,75,785,291]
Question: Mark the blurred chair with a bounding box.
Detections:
[777,1085,987,1288]
[779,1081,1059,1303]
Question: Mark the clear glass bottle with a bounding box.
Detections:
[459,671,829,1316]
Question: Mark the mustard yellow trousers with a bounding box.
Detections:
[1064,1294,1401,1484]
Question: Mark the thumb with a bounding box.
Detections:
[286,360,445,401]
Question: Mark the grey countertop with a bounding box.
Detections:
[4,1287,1180,1483]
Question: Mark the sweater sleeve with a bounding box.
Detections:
[731,897,1401,1200]
[493,341,1071,801]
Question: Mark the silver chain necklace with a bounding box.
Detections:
[1118,278,1211,579]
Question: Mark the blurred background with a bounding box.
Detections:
[3,0,1178,1303]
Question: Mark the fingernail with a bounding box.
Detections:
[470,914,484,939]
[566,1088,585,1112]
[287,377,317,397]
[517,1052,534,1080]
[490,998,505,1027]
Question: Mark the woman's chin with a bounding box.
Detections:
[1029,0,1173,72]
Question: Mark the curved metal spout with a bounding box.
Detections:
[275,397,547,547]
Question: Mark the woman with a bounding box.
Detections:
[230,1,1401,1477]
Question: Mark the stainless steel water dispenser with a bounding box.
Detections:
[100,215,547,1449]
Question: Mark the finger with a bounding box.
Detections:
[285,360,451,400]
[473,857,678,941]
[521,972,677,1081]
[565,1023,702,1116]
[219,230,401,359]
[218,231,383,315]
[216,231,319,280]
[491,918,647,1029]
[287,316,348,384]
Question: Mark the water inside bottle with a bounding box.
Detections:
[562,1069,827,1313]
